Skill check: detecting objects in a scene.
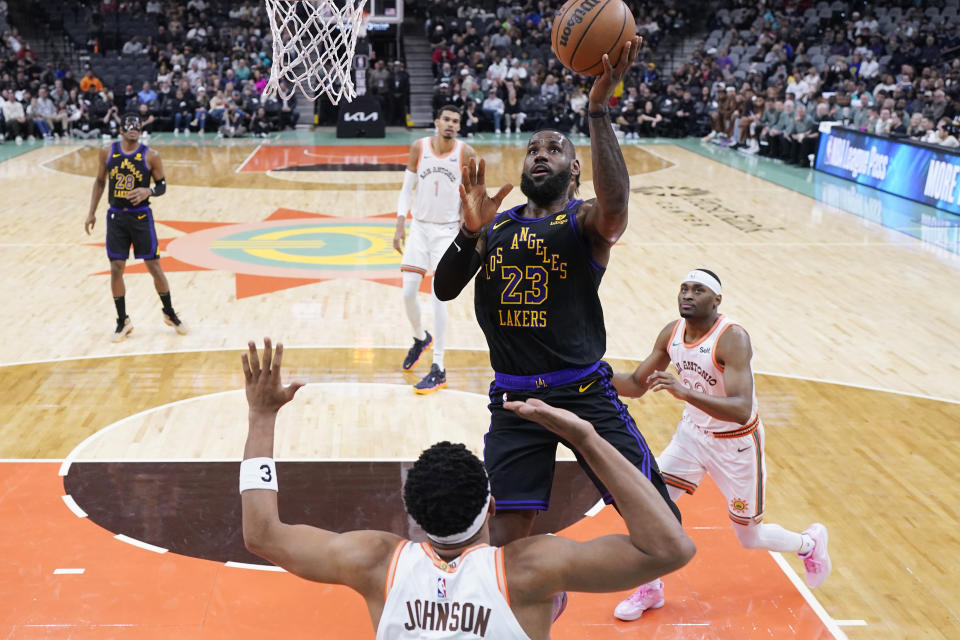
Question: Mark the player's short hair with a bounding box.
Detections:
[404,441,489,538]
[437,104,462,119]
[695,268,721,285]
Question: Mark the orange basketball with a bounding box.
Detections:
[551,0,635,76]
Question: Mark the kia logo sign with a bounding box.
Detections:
[343,111,380,122]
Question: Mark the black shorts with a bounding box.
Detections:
[106,206,158,261]
[484,362,680,520]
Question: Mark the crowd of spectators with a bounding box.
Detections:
[691,1,960,166]
[422,0,690,137]
[4,0,960,163]
[423,0,960,169]
[1,0,311,142]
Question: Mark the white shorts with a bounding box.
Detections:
[657,417,766,525]
[400,219,459,275]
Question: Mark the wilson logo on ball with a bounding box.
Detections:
[557,0,603,47]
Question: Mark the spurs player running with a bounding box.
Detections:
[611,269,831,621]
[394,104,477,394]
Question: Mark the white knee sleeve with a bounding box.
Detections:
[431,293,447,369]
[402,271,425,341]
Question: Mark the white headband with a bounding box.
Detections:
[426,492,491,546]
[683,270,722,295]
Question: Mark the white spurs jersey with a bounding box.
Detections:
[667,315,759,432]
[376,541,530,640]
[411,137,465,224]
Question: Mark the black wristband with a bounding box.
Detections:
[455,227,481,248]
[460,222,481,239]
[589,109,609,118]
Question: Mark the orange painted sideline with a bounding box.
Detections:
[0,463,833,639]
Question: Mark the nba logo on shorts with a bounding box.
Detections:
[437,577,447,599]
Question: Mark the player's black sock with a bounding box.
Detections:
[158,291,174,314]
[114,296,126,321]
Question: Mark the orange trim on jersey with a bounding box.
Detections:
[711,322,739,372]
[494,547,511,605]
[711,414,759,438]
[418,542,489,573]
[669,319,683,348]
[663,472,698,494]
[415,138,426,171]
[752,429,764,519]
[428,137,459,160]
[400,265,427,275]
[384,540,409,601]
[729,511,763,525]
[728,428,764,525]
[682,314,725,349]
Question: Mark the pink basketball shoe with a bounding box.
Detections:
[799,523,831,588]
[613,579,665,621]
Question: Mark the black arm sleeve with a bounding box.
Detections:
[150,177,166,196]
[433,230,483,301]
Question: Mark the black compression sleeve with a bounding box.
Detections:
[433,229,483,301]
[150,178,166,196]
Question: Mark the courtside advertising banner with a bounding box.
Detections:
[815,125,960,216]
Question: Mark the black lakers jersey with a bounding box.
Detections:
[106,142,151,209]
[474,200,606,375]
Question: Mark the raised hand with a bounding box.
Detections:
[241,338,305,415]
[504,397,597,448]
[459,157,513,233]
[588,36,643,110]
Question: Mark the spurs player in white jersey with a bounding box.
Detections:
[394,105,477,394]
[610,270,832,622]
[239,338,694,640]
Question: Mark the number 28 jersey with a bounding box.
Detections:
[474,201,606,376]
[106,142,151,209]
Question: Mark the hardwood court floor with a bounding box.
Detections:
[0,134,958,639]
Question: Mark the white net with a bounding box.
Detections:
[263,0,368,103]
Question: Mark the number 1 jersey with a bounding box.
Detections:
[474,201,606,376]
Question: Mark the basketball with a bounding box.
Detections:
[551,0,635,76]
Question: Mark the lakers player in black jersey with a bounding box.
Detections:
[434,37,680,547]
[84,113,187,342]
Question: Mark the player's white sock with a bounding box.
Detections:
[733,522,806,553]
[431,292,447,370]
[402,271,426,342]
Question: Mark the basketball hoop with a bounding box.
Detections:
[263,0,368,104]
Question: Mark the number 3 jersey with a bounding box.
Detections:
[474,201,606,376]
[106,142,151,210]
[667,315,759,431]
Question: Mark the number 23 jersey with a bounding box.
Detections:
[474,201,606,376]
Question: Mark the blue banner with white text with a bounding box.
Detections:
[815,126,960,216]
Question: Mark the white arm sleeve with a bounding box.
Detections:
[396,169,417,218]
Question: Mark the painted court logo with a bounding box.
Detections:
[92,209,415,299]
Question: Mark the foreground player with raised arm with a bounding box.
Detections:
[610,269,831,622]
[239,338,695,639]
[432,37,680,546]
